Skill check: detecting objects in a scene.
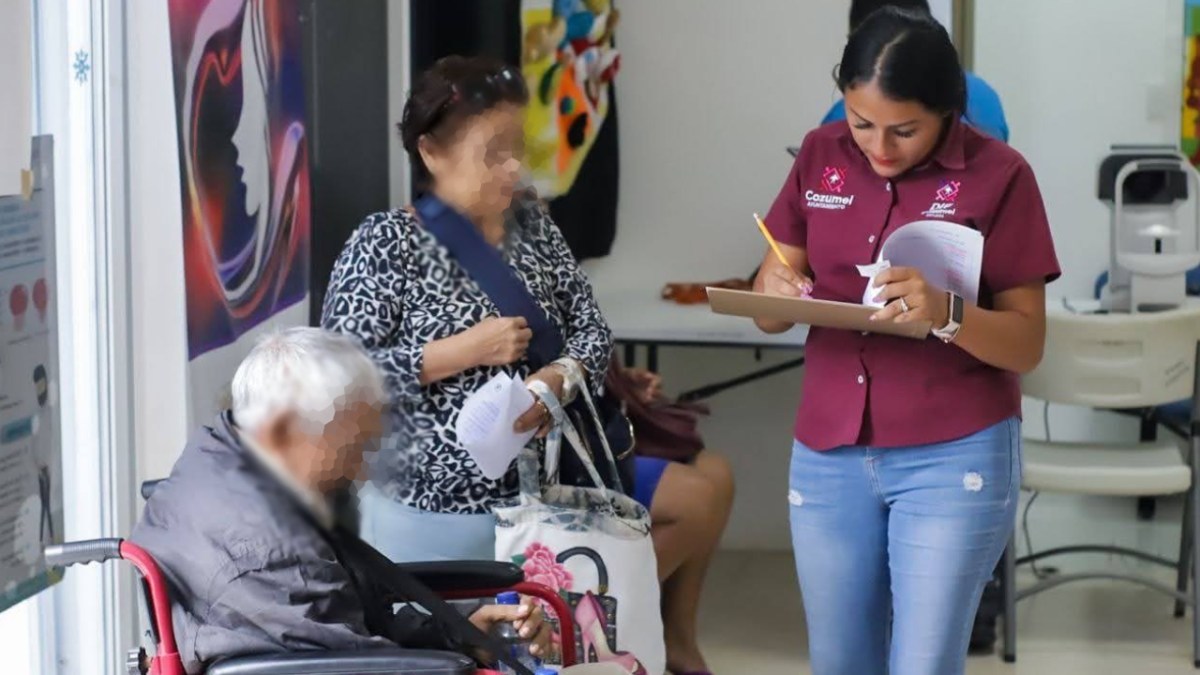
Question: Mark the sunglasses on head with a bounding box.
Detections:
[423,65,526,138]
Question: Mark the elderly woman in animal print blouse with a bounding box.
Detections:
[321,56,613,563]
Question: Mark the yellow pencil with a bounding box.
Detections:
[754,213,798,277]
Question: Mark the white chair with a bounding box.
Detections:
[1005,304,1200,667]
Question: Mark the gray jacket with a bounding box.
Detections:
[131,413,453,674]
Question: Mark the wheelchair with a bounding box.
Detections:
[44,480,577,675]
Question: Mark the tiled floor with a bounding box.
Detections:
[697,492,1200,674]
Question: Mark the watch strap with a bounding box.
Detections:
[933,292,963,342]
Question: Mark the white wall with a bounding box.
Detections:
[585,0,849,549]
[125,2,190,485]
[587,0,847,287]
[929,0,953,35]
[975,0,1184,444]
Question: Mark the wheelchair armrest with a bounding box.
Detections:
[397,560,523,594]
[205,648,474,675]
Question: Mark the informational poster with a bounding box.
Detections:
[1185,0,1200,166]
[0,136,63,612]
[167,0,311,423]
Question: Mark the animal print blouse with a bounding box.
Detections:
[321,196,613,514]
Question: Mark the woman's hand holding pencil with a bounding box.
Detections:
[754,213,813,300]
[762,264,813,299]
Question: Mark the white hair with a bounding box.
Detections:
[231,327,387,435]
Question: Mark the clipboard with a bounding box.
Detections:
[706,287,931,340]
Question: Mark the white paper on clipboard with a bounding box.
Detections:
[877,220,983,304]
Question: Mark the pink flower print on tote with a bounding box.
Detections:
[521,542,574,593]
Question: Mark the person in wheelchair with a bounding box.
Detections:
[131,328,551,674]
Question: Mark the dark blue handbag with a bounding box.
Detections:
[414,194,634,494]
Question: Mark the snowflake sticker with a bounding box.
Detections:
[72,50,90,84]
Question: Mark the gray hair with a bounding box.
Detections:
[231,327,386,434]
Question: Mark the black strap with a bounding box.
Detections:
[332,527,537,675]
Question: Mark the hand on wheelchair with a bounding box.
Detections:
[468,595,554,660]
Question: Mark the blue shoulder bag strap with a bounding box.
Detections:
[414,193,564,368]
[414,194,632,494]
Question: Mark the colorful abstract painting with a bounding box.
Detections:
[521,0,621,198]
[1185,0,1200,165]
[167,0,310,360]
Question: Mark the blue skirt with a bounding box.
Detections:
[633,456,670,510]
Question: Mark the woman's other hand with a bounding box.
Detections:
[466,317,533,367]
[515,367,565,437]
[869,266,949,328]
[752,248,814,334]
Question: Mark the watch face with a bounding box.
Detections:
[951,294,965,323]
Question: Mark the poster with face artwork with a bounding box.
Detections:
[0,136,64,613]
[167,0,311,424]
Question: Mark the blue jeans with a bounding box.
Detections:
[789,418,1020,675]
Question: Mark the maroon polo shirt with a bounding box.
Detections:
[765,120,1060,451]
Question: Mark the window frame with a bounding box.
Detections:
[27,0,138,673]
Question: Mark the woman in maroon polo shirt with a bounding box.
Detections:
[755,8,1059,675]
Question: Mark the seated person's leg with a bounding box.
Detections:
[640,451,735,674]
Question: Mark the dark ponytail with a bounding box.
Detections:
[835,7,966,118]
[398,56,529,189]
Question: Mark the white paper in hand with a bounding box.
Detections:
[456,373,538,480]
[877,220,983,304]
[856,260,892,308]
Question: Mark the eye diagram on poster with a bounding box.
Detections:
[167,0,312,423]
[0,136,63,613]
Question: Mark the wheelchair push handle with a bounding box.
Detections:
[49,538,186,674]
[44,538,123,568]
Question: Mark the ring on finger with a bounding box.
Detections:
[899,297,911,314]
